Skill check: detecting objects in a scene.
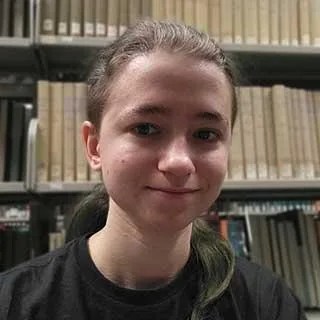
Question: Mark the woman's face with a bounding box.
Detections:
[94,51,232,233]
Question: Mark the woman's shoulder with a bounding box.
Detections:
[229,256,306,320]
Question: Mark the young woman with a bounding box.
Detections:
[0,20,306,320]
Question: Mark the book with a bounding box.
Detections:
[195,0,208,33]
[57,0,69,36]
[165,0,176,20]
[119,0,128,35]
[304,215,320,306]
[268,217,283,277]
[184,0,195,26]
[175,0,184,23]
[152,0,165,20]
[50,82,63,181]
[1,0,11,36]
[0,100,8,181]
[251,87,267,179]
[259,216,273,271]
[208,0,220,41]
[239,87,257,180]
[74,83,88,181]
[299,0,311,45]
[70,0,82,36]
[129,0,141,26]
[141,0,152,18]
[243,0,258,44]
[220,0,232,43]
[310,0,320,46]
[83,0,95,37]
[271,85,292,178]
[233,0,243,44]
[229,114,244,180]
[108,0,119,37]
[289,0,299,45]
[248,215,264,266]
[286,89,298,178]
[307,91,320,178]
[312,91,320,176]
[5,102,25,181]
[63,83,75,182]
[12,0,25,37]
[95,0,107,36]
[41,0,57,35]
[279,0,289,45]
[299,89,314,178]
[37,81,51,182]
[258,0,269,44]
[270,0,279,45]
[21,103,33,181]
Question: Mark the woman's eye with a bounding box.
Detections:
[193,130,219,142]
[133,123,159,136]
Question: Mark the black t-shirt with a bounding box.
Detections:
[0,234,306,320]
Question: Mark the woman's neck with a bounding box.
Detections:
[88,210,192,290]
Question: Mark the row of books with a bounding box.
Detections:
[0,99,33,182]
[228,86,320,180]
[36,81,320,183]
[0,205,31,272]
[0,0,30,37]
[38,0,320,46]
[0,201,74,271]
[37,81,101,182]
[212,201,320,308]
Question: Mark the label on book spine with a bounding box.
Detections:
[85,23,94,36]
[43,19,54,32]
[108,26,117,37]
[119,25,127,35]
[71,23,81,35]
[96,23,106,36]
[58,23,67,35]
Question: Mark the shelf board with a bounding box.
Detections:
[0,37,37,72]
[306,310,320,320]
[34,38,320,82]
[37,36,114,74]
[34,179,320,198]
[36,181,98,193]
[223,179,320,190]
[220,179,320,200]
[0,182,26,194]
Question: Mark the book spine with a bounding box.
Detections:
[233,0,243,44]
[310,0,320,46]
[57,0,69,35]
[141,0,152,18]
[289,0,299,45]
[41,0,57,35]
[74,83,89,181]
[299,0,311,45]
[270,0,279,45]
[1,0,11,36]
[70,0,82,36]
[175,0,184,23]
[279,0,290,45]
[252,87,267,179]
[220,0,232,43]
[262,87,277,179]
[119,0,128,35]
[107,0,119,37]
[50,82,63,181]
[95,0,107,36]
[37,81,50,182]
[165,0,175,20]
[208,0,220,41]
[184,0,195,26]
[195,0,208,33]
[239,87,257,180]
[63,83,75,182]
[243,0,258,44]
[271,85,292,178]
[13,0,25,37]
[129,0,141,26]
[258,0,269,44]
[83,0,95,37]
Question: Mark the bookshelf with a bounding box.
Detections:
[0,1,319,317]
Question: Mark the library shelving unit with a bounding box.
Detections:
[0,1,320,318]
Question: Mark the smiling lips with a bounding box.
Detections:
[147,187,199,194]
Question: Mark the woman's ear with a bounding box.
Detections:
[82,121,101,171]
